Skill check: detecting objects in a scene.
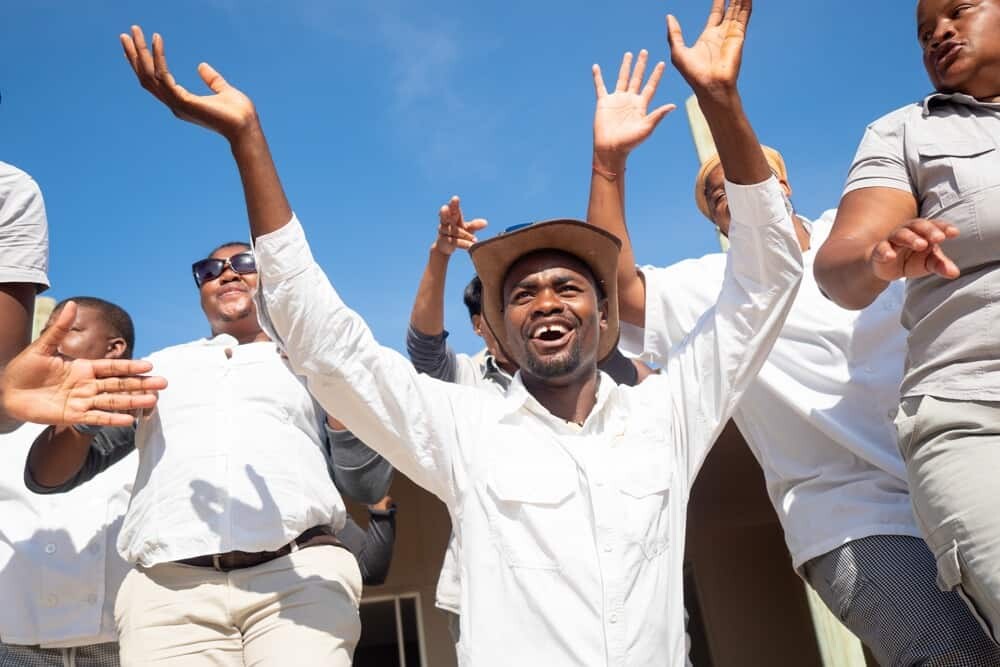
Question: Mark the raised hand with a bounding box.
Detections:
[592,50,676,162]
[121,25,258,142]
[1,302,168,427]
[432,196,488,257]
[667,0,751,100]
[870,218,961,282]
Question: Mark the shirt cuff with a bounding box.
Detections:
[252,214,315,283]
[724,176,788,229]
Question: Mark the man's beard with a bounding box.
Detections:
[523,336,582,379]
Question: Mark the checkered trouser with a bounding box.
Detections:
[804,535,1000,666]
[0,642,119,667]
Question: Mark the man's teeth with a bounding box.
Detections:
[534,324,569,339]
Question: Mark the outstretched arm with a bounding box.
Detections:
[407,197,486,380]
[586,51,675,327]
[663,0,802,480]
[122,27,478,507]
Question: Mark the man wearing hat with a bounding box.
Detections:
[587,5,1000,666]
[118,2,802,663]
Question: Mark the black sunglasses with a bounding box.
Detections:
[192,251,257,287]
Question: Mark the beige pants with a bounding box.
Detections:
[896,395,1000,645]
[115,545,362,666]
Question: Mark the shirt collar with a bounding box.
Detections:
[482,354,513,390]
[499,370,620,427]
[922,91,1000,115]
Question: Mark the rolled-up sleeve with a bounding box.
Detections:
[253,217,471,507]
[843,111,915,197]
[666,177,803,482]
[0,165,49,290]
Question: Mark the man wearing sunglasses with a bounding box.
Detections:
[28,240,393,665]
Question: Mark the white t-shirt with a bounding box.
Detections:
[0,162,49,290]
[621,212,920,569]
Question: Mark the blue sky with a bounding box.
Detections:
[3,1,929,357]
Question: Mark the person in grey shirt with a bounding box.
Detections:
[816,0,1000,644]
[338,496,397,587]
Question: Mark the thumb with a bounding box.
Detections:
[648,104,677,130]
[666,15,687,54]
[34,301,75,357]
[466,218,489,234]
[198,62,230,93]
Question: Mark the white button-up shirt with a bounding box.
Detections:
[0,424,135,647]
[621,213,919,569]
[253,177,802,666]
[118,336,345,567]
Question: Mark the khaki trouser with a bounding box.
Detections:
[896,395,1000,645]
[115,545,362,666]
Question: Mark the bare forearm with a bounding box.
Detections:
[0,285,35,432]
[409,249,451,336]
[814,238,889,309]
[230,121,293,241]
[696,90,769,187]
[588,153,645,326]
[27,426,93,489]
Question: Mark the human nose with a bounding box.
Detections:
[929,19,956,50]
[531,287,564,317]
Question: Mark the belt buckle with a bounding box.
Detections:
[212,554,224,572]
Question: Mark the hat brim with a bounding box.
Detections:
[469,219,622,363]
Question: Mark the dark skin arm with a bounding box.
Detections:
[409,197,486,337]
[587,50,674,327]
[28,425,95,488]
[815,187,959,310]
[0,283,34,432]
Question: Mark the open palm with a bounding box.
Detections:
[2,303,166,427]
[121,25,257,141]
[667,0,751,94]
[593,51,675,156]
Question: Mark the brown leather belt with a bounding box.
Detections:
[176,525,343,572]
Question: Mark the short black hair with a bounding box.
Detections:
[463,275,483,320]
[54,297,136,359]
[207,241,251,257]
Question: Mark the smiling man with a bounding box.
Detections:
[28,241,393,666]
[114,1,804,664]
[816,0,1000,643]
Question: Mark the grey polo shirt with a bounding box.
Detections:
[0,162,49,290]
[844,93,1000,401]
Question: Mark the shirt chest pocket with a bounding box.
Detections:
[486,455,576,571]
[917,138,996,217]
[618,452,673,560]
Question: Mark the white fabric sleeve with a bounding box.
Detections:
[665,177,803,482]
[253,216,476,508]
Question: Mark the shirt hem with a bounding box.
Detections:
[791,523,924,573]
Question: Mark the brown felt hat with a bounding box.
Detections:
[468,219,622,362]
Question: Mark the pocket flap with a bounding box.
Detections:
[917,139,995,159]
[619,459,672,498]
[935,540,963,591]
[488,456,575,505]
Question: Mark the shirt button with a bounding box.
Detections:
[45,594,58,607]
[594,479,605,488]
[87,594,98,605]
[609,613,618,624]
[44,544,56,554]
[604,544,613,553]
